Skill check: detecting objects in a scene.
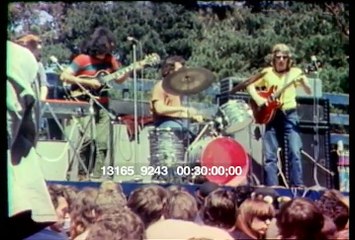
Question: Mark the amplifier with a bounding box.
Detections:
[109,99,151,117]
[296,97,329,125]
[36,140,70,181]
[285,124,334,189]
[219,77,244,95]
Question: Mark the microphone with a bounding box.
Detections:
[49,55,64,71]
[127,36,139,44]
[311,55,317,63]
[311,55,321,71]
[305,55,320,73]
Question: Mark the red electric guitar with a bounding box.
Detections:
[250,75,305,124]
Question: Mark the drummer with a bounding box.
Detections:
[150,55,204,140]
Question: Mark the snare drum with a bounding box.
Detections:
[186,136,249,185]
[148,128,186,167]
[216,100,254,134]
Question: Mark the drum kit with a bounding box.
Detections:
[148,67,264,186]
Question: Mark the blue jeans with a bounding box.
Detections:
[263,109,303,186]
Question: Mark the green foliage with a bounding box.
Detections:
[8,1,348,95]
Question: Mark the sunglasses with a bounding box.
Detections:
[275,55,289,60]
[257,215,273,221]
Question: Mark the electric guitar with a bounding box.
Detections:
[50,53,161,100]
[69,53,160,99]
[249,74,306,124]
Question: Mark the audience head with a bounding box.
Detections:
[69,187,99,239]
[232,184,255,207]
[161,55,186,78]
[201,188,237,230]
[47,184,71,233]
[98,180,126,204]
[195,181,220,209]
[236,198,275,239]
[277,197,325,240]
[315,189,349,231]
[14,34,42,61]
[166,184,187,195]
[94,181,127,219]
[127,185,168,228]
[86,208,145,240]
[164,190,198,221]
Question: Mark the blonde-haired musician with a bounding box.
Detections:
[246,43,312,187]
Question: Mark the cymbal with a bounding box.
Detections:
[162,67,216,95]
[229,71,267,94]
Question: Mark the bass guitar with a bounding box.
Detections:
[249,74,305,124]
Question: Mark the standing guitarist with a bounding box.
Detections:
[246,43,312,187]
[60,27,135,180]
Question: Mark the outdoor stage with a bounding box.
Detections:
[37,122,346,201]
[37,92,349,197]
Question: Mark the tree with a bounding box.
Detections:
[8,2,348,94]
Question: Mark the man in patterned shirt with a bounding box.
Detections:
[60,27,137,180]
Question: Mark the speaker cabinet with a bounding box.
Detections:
[296,97,330,125]
[36,140,70,181]
[294,125,334,188]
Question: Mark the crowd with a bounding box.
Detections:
[24,181,349,240]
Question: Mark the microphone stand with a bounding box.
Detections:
[310,57,321,187]
[69,80,117,180]
[138,40,145,133]
[132,43,140,181]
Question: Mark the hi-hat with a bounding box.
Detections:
[163,67,216,95]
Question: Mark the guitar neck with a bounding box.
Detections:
[274,81,296,99]
[101,62,141,83]
[274,74,304,99]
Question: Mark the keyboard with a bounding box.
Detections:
[40,99,91,119]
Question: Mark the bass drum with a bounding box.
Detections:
[186,136,249,185]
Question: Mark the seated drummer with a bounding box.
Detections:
[150,55,204,140]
